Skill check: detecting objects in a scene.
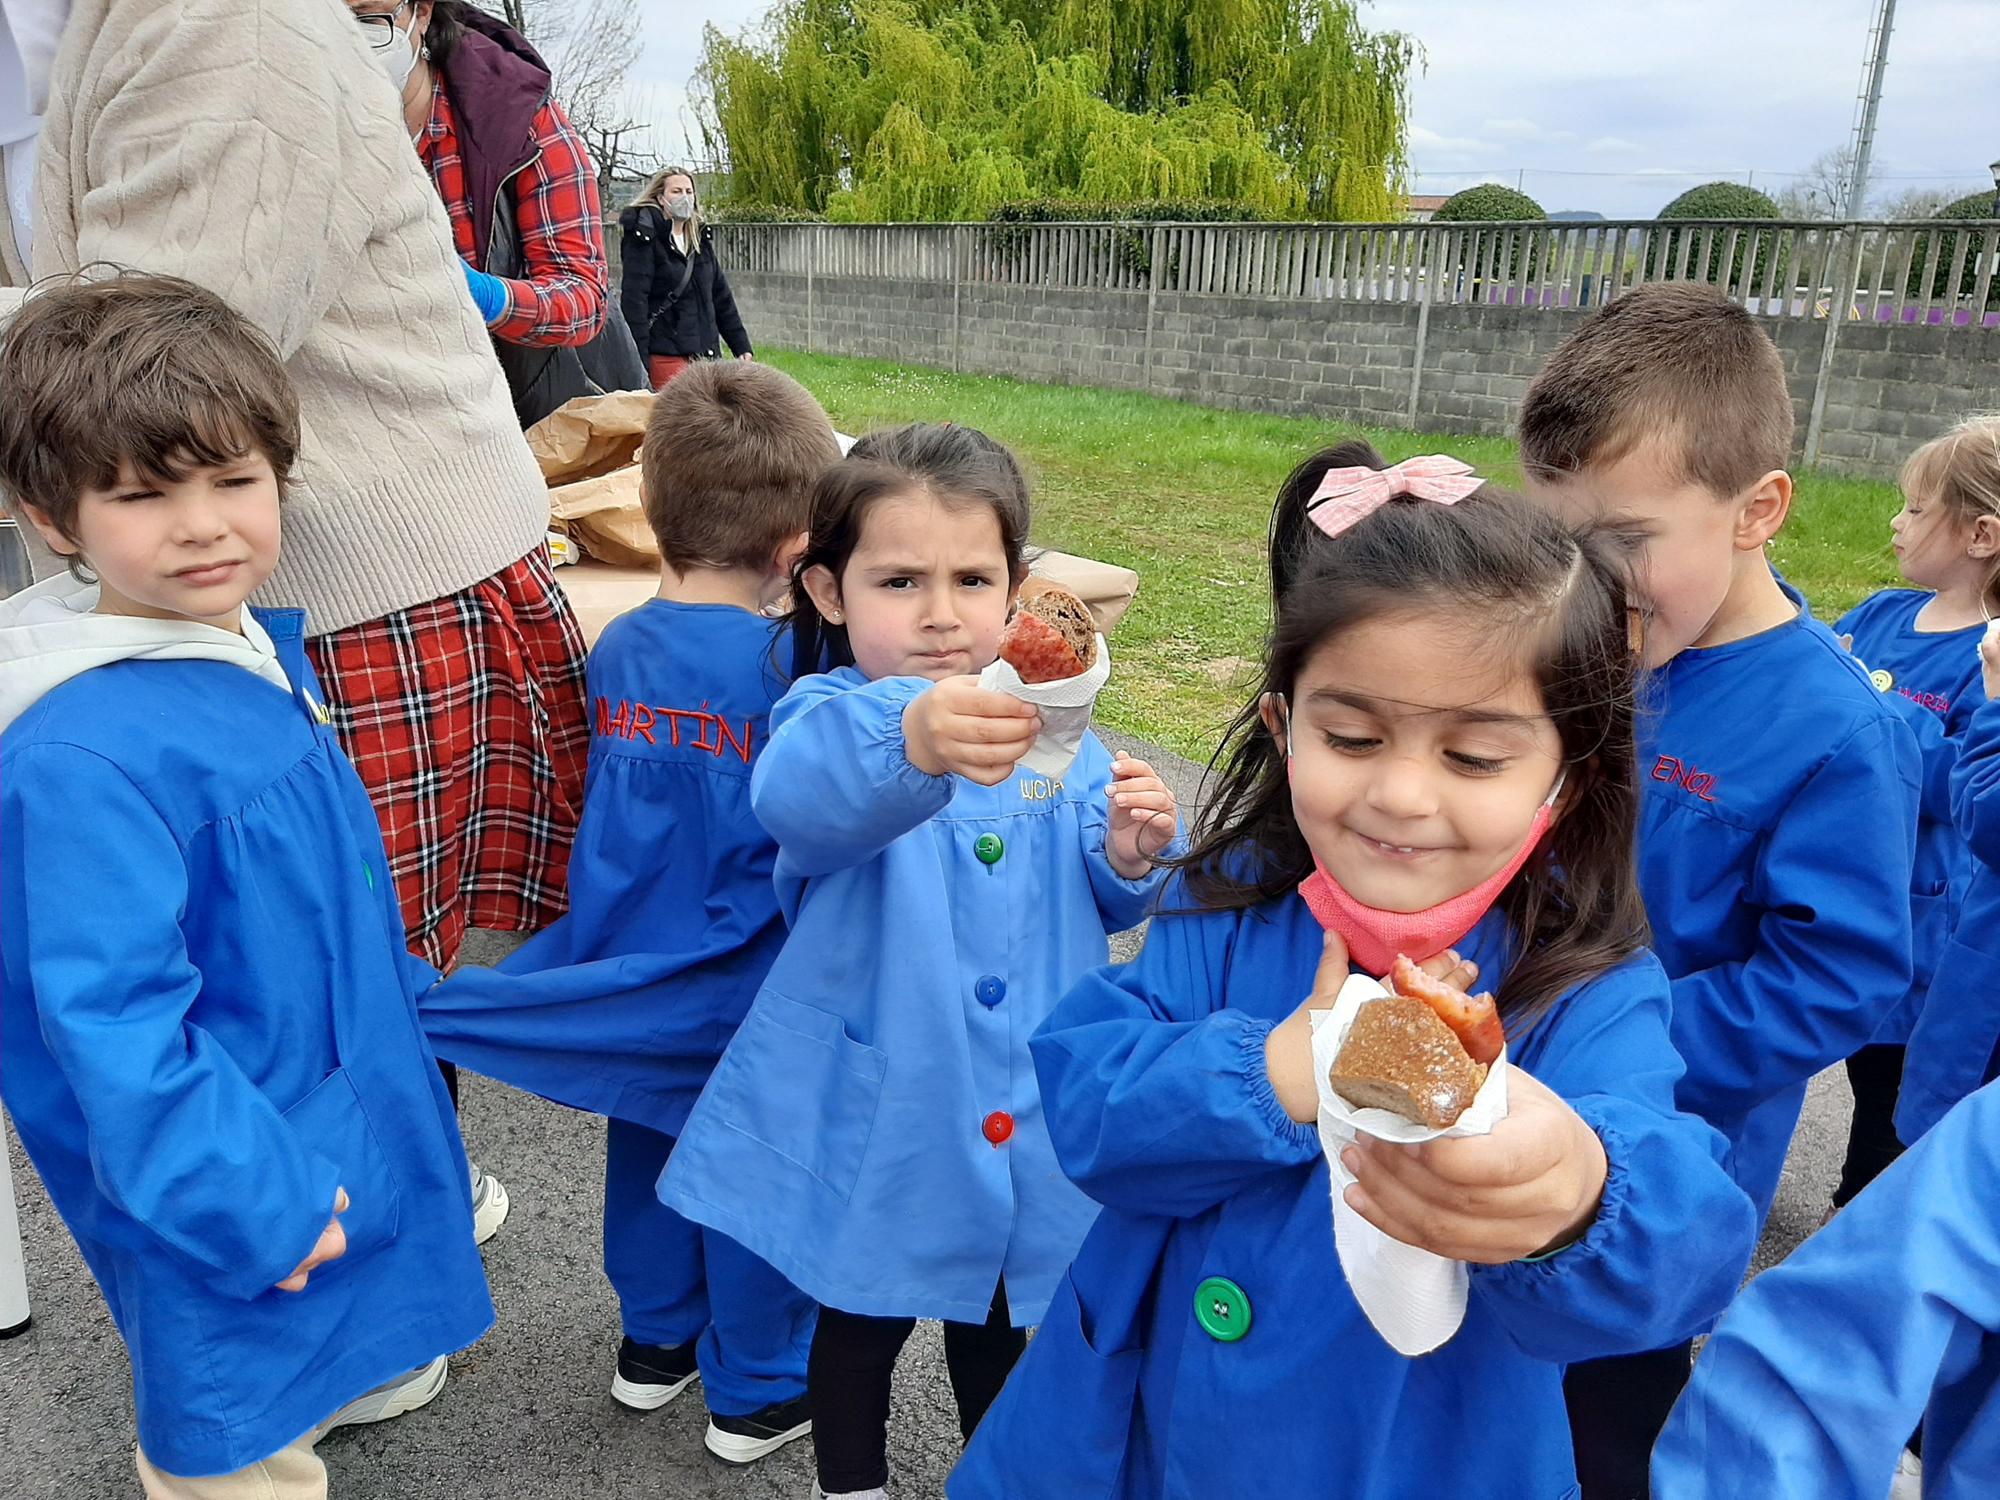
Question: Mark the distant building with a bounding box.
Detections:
[1402,194,1450,222]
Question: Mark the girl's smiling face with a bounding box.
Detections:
[803,490,1017,682]
[1266,608,1565,913]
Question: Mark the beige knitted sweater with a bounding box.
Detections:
[0,0,551,635]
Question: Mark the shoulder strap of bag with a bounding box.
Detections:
[648,233,698,329]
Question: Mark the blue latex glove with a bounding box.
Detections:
[460,262,509,325]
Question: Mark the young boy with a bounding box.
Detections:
[1517,283,1921,1498]
[0,276,493,1496]
[420,359,838,1464]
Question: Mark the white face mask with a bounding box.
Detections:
[664,193,696,221]
[375,14,421,90]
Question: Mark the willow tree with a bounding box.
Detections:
[695,0,1414,221]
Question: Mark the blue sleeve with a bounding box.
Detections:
[1069,737,1177,933]
[1951,698,2000,866]
[1670,716,1919,1125]
[1468,964,1757,1362]
[8,746,340,1300]
[749,673,955,877]
[1653,1077,2000,1500]
[1884,688,1971,826]
[1028,905,1322,1219]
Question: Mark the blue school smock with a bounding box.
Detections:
[1836,589,1983,1043]
[0,611,494,1477]
[1899,696,2000,1141]
[1637,587,1919,1222]
[1654,1075,2000,1500]
[418,600,791,1137]
[946,893,1755,1500]
[657,668,1172,1326]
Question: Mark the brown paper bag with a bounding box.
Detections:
[527,392,658,567]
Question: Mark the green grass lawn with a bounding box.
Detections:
[763,350,1907,760]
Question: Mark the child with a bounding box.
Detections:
[423,360,836,1463]
[949,461,1755,1500]
[1518,282,1922,1496]
[0,276,493,1495]
[1830,417,2000,1203]
[1652,1072,2000,1500]
[657,423,1181,1500]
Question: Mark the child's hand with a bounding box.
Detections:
[903,677,1041,785]
[275,1187,350,1292]
[1982,620,2000,701]
[1106,753,1178,878]
[1340,1069,1608,1264]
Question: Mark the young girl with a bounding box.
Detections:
[948,456,1756,1499]
[1833,416,2000,1179]
[657,423,1180,1500]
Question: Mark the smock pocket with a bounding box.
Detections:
[707,990,887,1203]
[997,1270,1141,1493]
[281,1068,403,1265]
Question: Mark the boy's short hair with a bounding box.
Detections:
[640,361,839,572]
[1519,283,1794,500]
[0,272,300,543]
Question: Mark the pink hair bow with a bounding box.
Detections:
[1304,454,1486,539]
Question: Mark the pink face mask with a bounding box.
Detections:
[1282,699,1563,977]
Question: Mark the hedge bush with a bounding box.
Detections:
[1431,185,1544,223]
[1904,192,2000,307]
[1651,181,1782,289]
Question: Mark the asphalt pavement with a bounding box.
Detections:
[0,729,1858,1498]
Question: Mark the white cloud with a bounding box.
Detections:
[1483,118,1577,145]
[1585,136,1644,155]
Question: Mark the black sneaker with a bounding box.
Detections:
[704,1392,813,1464]
[610,1336,699,1411]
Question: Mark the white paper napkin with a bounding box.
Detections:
[1310,973,1510,1356]
[978,634,1111,778]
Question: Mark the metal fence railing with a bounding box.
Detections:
[717,218,2000,329]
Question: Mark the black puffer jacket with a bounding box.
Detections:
[619,205,753,360]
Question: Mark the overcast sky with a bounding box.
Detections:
[628,0,1999,218]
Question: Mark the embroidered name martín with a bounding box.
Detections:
[594,696,756,763]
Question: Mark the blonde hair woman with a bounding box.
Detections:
[620,168,755,389]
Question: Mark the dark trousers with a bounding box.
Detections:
[1834,1043,1907,1207]
[1564,1341,1694,1499]
[808,1280,1025,1493]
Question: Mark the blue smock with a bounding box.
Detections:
[948,893,1755,1500]
[1636,587,1919,1220]
[1900,696,2000,1141]
[0,612,494,1476]
[1836,588,1983,1042]
[659,668,1172,1326]
[1655,1075,2000,1500]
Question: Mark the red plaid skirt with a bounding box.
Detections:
[306,547,589,971]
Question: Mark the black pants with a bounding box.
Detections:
[809,1280,1025,1493]
[1833,1043,1907,1207]
[1563,1342,1693,1500]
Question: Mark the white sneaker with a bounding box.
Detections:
[1890,1449,1922,1500]
[813,1488,886,1500]
[322,1356,448,1432]
[468,1163,510,1246]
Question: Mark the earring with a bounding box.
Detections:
[828,609,842,622]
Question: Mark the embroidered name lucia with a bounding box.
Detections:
[593,696,756,764]
[1018,775,1066,802]
[1651,754,1719,803]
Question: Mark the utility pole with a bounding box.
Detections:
[1842,0,1897,217]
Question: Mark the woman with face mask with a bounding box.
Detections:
[350,0,647,428]
[620,167,755,389]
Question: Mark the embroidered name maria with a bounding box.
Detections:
[1898,685,1952,716]
[1651,754,1719,803]
[594,696,756,764]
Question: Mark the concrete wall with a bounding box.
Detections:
[720,269,2000,478]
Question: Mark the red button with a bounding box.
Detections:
[982,1111,1014,1146]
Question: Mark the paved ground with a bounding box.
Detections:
[0,730,1856,1498]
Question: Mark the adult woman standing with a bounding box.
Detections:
[355,0,647,428]
[620,168,755,389]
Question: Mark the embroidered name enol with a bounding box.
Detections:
[1651,754,1719,803]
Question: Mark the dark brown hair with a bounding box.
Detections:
[782,423,1032,679]
[1269,437,1390,599]
[0,271,300,554]
[640,360,839,573]
[1519,282,1794,501]
[1178,465,1649,1031]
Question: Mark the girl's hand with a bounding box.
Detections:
[1106,753,1178,878]
[903,677,1041,786]
[1340,1068,1608,1264]
[276,1188,350,1292]
[1982,620,2000,701]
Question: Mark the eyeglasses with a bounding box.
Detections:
[354,2,414,50]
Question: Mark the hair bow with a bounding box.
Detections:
[1303,454,1486,539]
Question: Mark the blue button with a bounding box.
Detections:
[975,975,1007,1007]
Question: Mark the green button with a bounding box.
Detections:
[1193,1276,1251,1342]
[974,833,1005,865]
